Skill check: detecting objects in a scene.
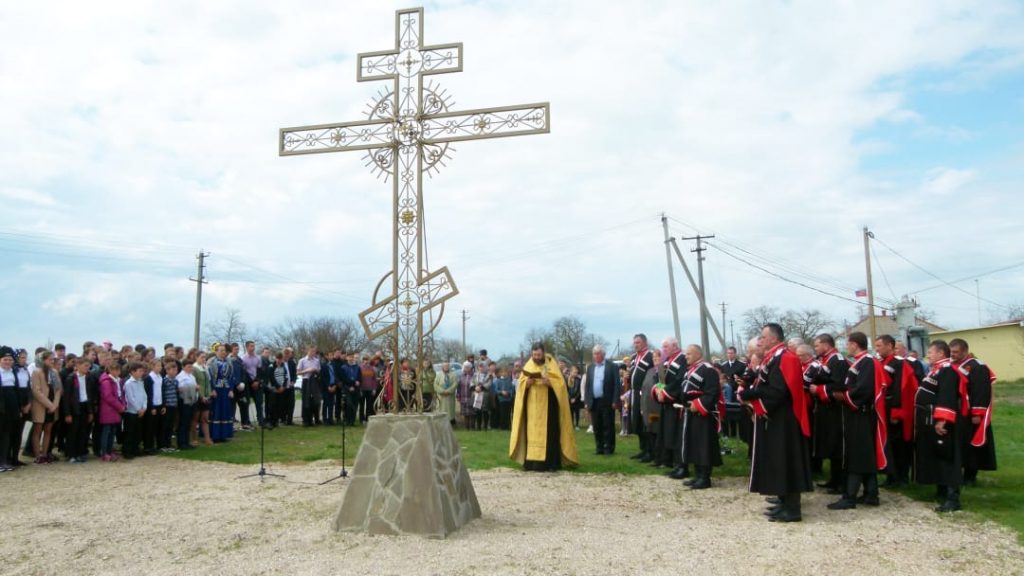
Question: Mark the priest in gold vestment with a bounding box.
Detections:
[509,343,579,471]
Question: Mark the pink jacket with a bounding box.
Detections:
[98,373,126,425]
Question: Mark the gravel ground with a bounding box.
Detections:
[1,458,1022,576]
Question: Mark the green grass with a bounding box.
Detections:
[170,381,1024,541]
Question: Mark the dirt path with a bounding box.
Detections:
[1,459,1021,575]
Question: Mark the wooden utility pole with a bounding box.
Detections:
[862,227,877,343]
[189,251,209,350]
[661,214,682,344]
[682,233,715,353]
[461,309,469,358]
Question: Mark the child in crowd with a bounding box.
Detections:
[176,359,197,450]
[98,361,125,462]
[144,359,164,454]
[192,351,213,447]
[122,363,148,459]
[160,360,180,453]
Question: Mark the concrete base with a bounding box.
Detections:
[333,412,481,539]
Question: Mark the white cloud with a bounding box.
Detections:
[1,0,1023,352]
[921,167,978,196]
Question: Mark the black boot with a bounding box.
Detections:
[668,466,687,479]
[689,466,711,490]
[861,474,880,506]
[769,494,802,522]
[936,487,961,512]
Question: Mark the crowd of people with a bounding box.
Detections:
[0,327,999,526]
[0,339,394,471]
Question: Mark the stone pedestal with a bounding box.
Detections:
[333,412,481,538]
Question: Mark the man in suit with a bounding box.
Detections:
[719,346,747,390]
[585,345,621,456]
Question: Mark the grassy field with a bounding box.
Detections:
[170,381,1023,540]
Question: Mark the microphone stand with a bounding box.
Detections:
[237,388,285,482]
[320,384,350,485]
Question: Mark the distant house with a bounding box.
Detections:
[929,320,1024,382]
[844,311,946,338]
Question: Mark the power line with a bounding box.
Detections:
[870,242,898,303]
[909,259,1024,294]
[706,241,890,310]
[871,234,1009,310]
[666,217,896,307]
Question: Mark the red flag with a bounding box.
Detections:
[855,288,867,297]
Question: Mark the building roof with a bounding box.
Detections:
[845,313,946,336]
[930,319,1024,336]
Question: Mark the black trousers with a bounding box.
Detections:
[160,406,177,449]
[591,397,616,454]
[322,388,336,424]
[66,413,91,459]
[359,390,375,422]
[0,389,21,466]
[143,409,161,451]
[286,387,296,423]
[123,413,142,457]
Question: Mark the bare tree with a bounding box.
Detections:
[430,337,471,364]
[781,309,835,344]
[266,316,367,354]
[741,306,782,340]
[988,302,1024,325]
[552,316,590,366]
[523,326,555,358]
[204,308,248,349]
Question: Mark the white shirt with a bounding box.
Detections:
[0,367,15,388]
[149,371,164,406]
[592,362,605,399]
[77,373,88,403]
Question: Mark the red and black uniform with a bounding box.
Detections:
[914,357,966,505]
[880,353,918,485]
[652,350,686,472]
[628,348,656,460]
[740,343,812,520]
[955,356,997,482]
[833,352,888,506]
[810,349,849,490]
[680,361,723,488]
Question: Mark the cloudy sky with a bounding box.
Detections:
[1,0,1022,357]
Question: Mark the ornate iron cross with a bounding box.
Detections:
[279,7,549,413]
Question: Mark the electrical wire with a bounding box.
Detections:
[871,234,1009,310]
[909,259,1024,295]
[870,243,899,304]
[705,241,891,310]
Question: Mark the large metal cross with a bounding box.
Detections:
[279,7,549,413]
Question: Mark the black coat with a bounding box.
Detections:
[628,349,654,434]
[680,362,722,467]
[61,372,96,418]
[842,354,881,474]
[811,351,848,460]
[744,346,812,496]
[584,360,620,410]
[959,357,997,471]
[656,352,687,451]
[914,359,963,486]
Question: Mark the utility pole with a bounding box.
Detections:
[668,239,727,351]
[682,233,715,354]
[460,309,470,357]
[661,214,682,343]
[862,227,877,343]
[729,319,736,350]
[189,250,209,350]
[719,302,727,354]
[975,279,982,326]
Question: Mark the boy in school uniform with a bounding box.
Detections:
[160,360,180,453]
[144,360,164,455]
[61,357,95,463]
[176,359,197,450]
[122,363,148,459]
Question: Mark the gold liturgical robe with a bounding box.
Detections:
[509,354,579,467]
